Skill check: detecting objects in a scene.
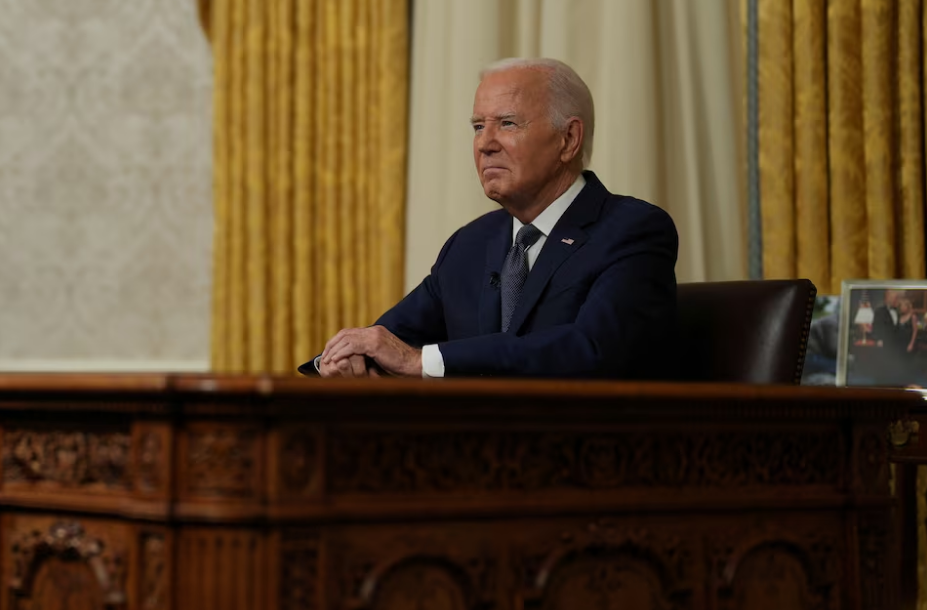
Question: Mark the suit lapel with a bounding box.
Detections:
[479,217,511,334]
[505,172,608,335]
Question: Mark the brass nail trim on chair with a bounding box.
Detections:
[793,281,817,385]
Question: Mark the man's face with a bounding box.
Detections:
[885,290,900,307]
[471,69,566,205]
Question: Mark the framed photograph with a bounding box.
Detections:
[837,280,927,387]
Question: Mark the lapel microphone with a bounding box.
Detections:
[489,272,501,288]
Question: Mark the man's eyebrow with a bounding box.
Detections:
[469,113,518,124]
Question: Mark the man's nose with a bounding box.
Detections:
[477,125,501,154]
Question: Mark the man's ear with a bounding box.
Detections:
[560,117,584,165]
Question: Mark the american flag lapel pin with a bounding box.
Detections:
[561,238,575,245]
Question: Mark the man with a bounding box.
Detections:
[869,289,907,385]
[300,58,678,379]
[871,290,900,350]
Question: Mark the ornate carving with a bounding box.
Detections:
[858,511,890,610]
[520,520,693,609]
[538,555,674,610]
[334,533,496,609]
[724,548,814,610]
[888,419,919,448]
[187,427,256,497]
[2,428,131,489]
[280,429,318,494]
[280,529,319,610]
[856,431,889,494]
[328,430,843,493]
[9,521,127,606]
[370,564,471,610]
[137,431,164,493]
[709,525,840,610]
[141,534,167,610]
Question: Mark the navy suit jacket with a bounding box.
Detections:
[300,171,678,379]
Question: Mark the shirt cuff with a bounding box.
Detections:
[421,344,445,378]
[313,355,322,373]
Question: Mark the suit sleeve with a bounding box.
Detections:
[297,230,458,376]
[373,229,459,347]
[437,209,677,379]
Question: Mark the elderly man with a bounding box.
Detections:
[301,58,678,379]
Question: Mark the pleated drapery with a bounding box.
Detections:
[405,0,746,290]
[204,0,408,373]
[756,0,926,295]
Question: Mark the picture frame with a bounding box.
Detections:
[837,279,927,388]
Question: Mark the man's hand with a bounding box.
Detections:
[322,326,422,377]
[319,354,374,378]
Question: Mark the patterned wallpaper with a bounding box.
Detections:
[0,0,213,367]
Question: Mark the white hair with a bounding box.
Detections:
[480,57,595,168]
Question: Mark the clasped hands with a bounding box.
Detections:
[319,326,422,378]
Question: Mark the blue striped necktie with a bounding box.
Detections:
[501,223,542,332]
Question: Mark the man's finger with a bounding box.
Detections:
[319,359,337,378]
[323,331,357,363]
[327,338,368,365]
[336,358,354,376]
[350,355,367,377]
[322,328,357,361]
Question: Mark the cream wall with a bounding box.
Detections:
[0,0,213,370]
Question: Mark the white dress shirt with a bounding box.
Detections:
[421,174,587,377]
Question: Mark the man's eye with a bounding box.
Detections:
[502,120,515,127]
[473,124,484,132]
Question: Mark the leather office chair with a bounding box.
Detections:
[675,279,817,384]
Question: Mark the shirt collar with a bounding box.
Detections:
[512,174,586,241]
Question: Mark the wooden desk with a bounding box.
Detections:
[0,374,916,610]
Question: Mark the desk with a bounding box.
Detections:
[0,375,916,610]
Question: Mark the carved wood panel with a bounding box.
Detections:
[325,523,499,610]
[1,427,131,491]
[371,564,470,610]
[272,427,321,500]
[318,514,851,610]
[23,557,105,610]
[134,424,172,498]
[854,426,891,495]
[279,529,319,610]
[858,510,892,610]
[730,549,812,610]
[1,515,133,610]
[327,428,843,494]
[516,518,695,610]
[140,530,168,610]
[180,424,260,499]
[711,520,842,610]
[539,554,673,610]
[176,528,264,610]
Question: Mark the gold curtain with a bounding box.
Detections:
[204,0,408,373]
[757,0,925,295]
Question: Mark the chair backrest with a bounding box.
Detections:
[675,279,817,384]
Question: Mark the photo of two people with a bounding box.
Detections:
[844,286,926,387]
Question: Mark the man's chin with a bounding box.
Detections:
[483,190,509,205]
[480,180,510,203]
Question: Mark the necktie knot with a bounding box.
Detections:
[514,224,542,250]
